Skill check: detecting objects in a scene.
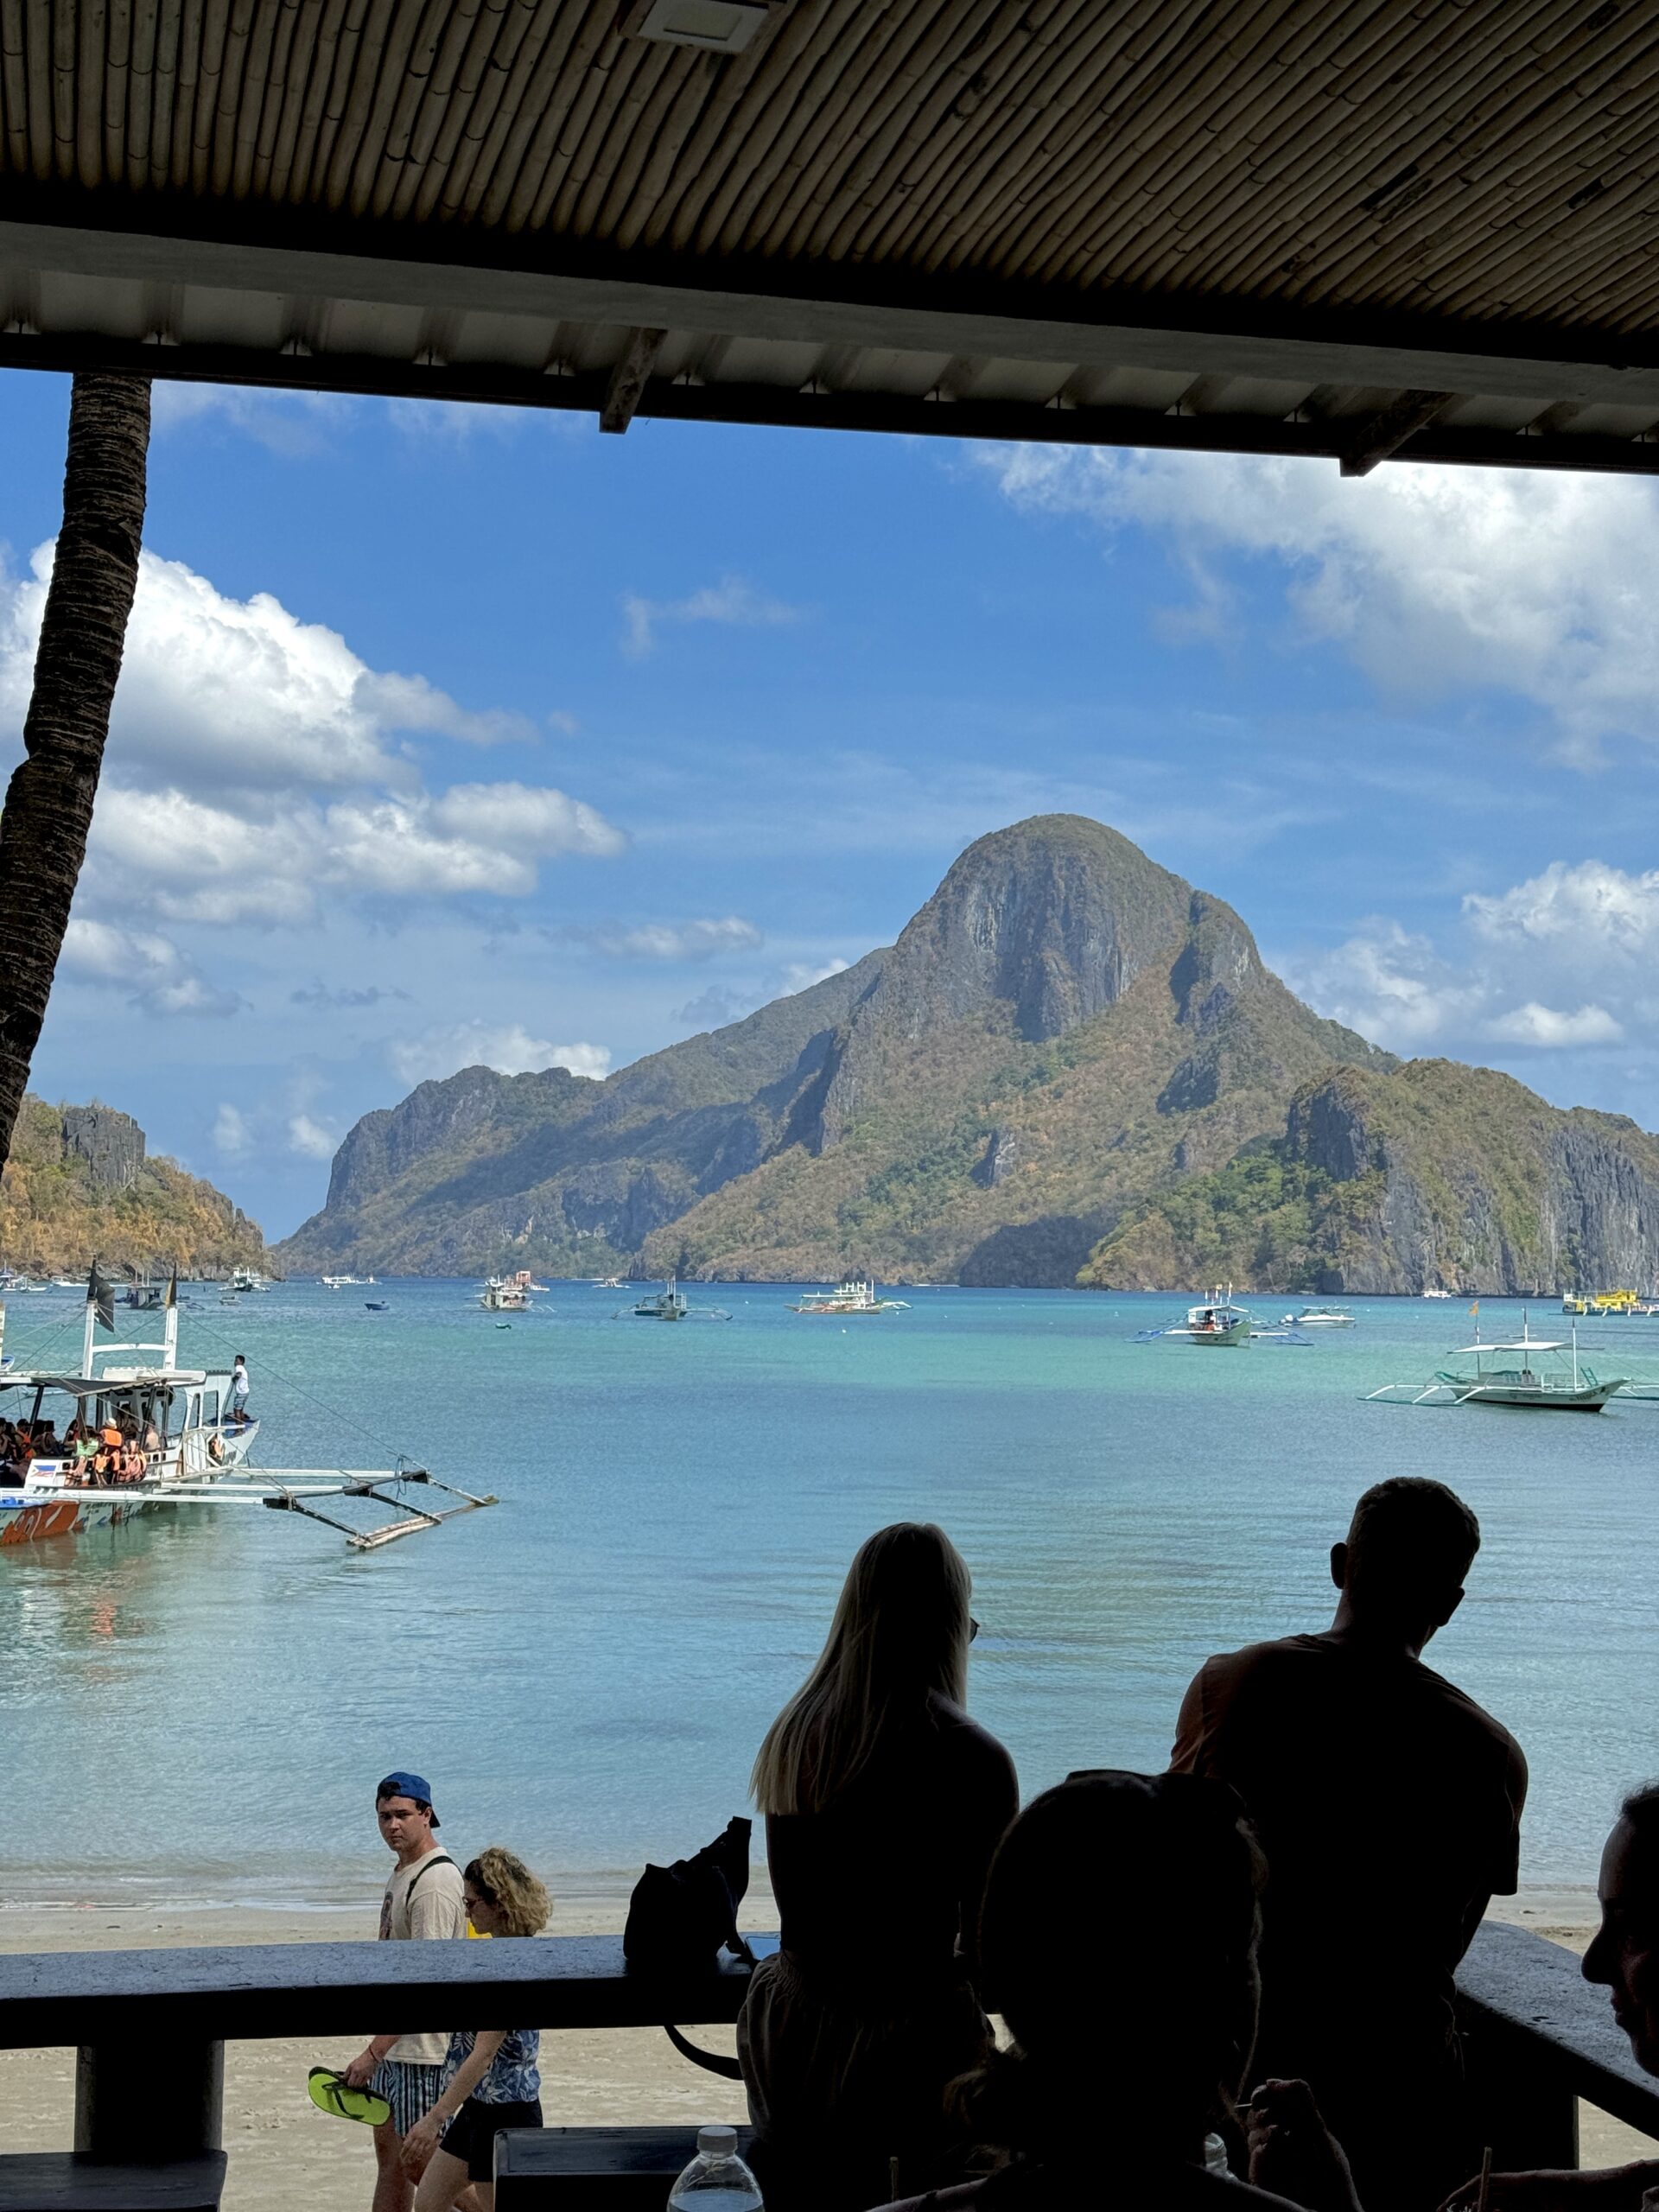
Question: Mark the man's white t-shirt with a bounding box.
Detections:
[378,1847,466,2066]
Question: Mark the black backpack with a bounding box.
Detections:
[624,1817,756,2078]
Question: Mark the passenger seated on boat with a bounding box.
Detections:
[119,1441,146,1484]
[143,1417,161,1451]
[868,1770,1327,2212]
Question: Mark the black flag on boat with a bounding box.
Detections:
[86,1262,115,1332]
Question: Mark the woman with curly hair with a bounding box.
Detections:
[405,1848,552,2212]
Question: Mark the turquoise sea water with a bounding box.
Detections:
[1,1281,1654,1905]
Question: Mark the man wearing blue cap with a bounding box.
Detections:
[342,1772,467,2212]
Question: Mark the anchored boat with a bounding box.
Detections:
[1363,1319,1653,1411]
[479,1271,535,1312]
[0,1271,493,1549]
[1136,1287,1255,1345]
[789,1279,911,1315]
[1279,1306,1356,1328]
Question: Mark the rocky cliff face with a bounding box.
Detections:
[277,815,1392,1284]
[60,1105,145,1191]
[1087,1058,1659,1294]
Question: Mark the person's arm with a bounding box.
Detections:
[400,2033,507,2169]
[1440,2164,1659,2212]
[1247,2077,1364,2212]
[342,2036,397,2090]
[957,1732,1020,1980]
[1169,1662,1211,1775]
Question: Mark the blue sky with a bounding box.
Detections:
[3,368,1659,1239]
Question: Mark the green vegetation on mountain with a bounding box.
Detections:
[1084,1059,1659,1294]
[0,1097,266,1277]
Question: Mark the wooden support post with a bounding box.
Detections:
[76,2040,224,2159]
[1340,389,1457,476]
[601,328,666,434]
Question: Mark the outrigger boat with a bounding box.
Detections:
[788,1279,911,1315]
[1363,1319,1656,1411]
[623,1277,731,1321]
[479,1271,534,1312]
[0,1270,494,1549]
[1560,1289,1659,1319]
[1136,1287,1255,1346]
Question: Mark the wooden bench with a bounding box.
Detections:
[0,2152,226,2212]
[494,2125,755,2208]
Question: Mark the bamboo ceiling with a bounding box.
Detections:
[3,0,1659,472]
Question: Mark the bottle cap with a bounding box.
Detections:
[697,2126,738,2159]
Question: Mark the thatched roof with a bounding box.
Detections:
[3,0,1659,471]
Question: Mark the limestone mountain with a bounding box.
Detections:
[0,1097,267,1277]
[1083,1059,1659,1295]
[276,816,1390,1284]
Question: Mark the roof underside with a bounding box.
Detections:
[5,0,1659,472]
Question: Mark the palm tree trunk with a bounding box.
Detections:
[0,371,151,1168]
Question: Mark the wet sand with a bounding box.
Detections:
[0,1886,1649,2211]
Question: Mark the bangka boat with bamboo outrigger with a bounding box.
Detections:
[0,1268,494,1550]
[620,1276,731,1321]
[478,1270,535,1312]
[1135,1287,1256,1346]
[1363,1314,1659,1412]
[788,1278,911,1316]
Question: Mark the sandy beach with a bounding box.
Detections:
[1,1885,1650,2210]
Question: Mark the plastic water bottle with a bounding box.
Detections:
[668,2125,764,2212]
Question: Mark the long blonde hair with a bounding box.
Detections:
[751,1522,974,1815]
[465,1847,551,1937]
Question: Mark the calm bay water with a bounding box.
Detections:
[1,1281,1654,1905]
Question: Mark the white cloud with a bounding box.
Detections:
[0,545,537,798]
[387,1023,612,1088]
[86,779,624,926]
[58,916,239,1018]
[1465,861,1659,953]
[1280,922,1478,1051]
[430,783,626,861]
[1484,1002,1624,1047]
[576,916,762,961]
[781,957,849,994]
[621,575,801,658]
[286,1114,338,1160]
[212,1103,251,1156]
[1286,864,1652,1061]
[988,448,1659,757]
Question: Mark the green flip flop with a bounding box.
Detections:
[308,2067,392,2126]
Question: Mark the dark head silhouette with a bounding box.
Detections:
[752,1521,973,1814]
[1584,1780,1659,2076]
[969,1770,1265,2162]
[1331,1477,1479,1649]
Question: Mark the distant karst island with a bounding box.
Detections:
[274,816,1659,1295]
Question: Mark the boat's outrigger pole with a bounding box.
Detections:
[261,1469,498,1550]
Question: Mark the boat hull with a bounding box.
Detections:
[1191,1321,1251,1346]
[0,1489,156,1544]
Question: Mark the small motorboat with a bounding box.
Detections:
[1279,1306,1355,1328]
[365,1300,390,1312]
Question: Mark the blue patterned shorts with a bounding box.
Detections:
[370,2059,443,2139]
